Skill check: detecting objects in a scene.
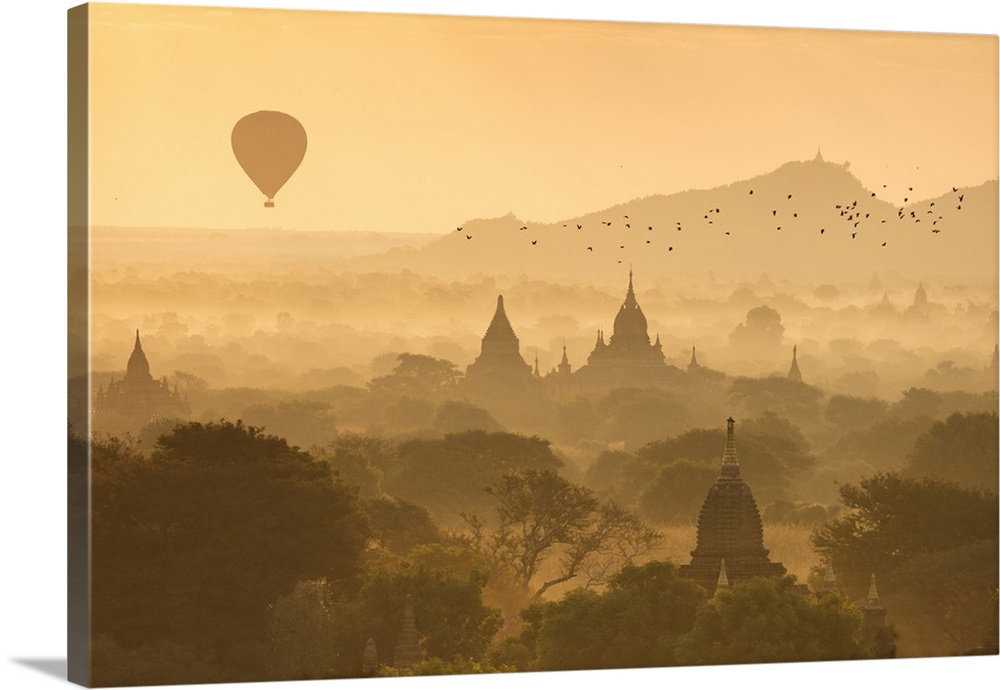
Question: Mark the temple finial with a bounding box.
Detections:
[721,417,740,479]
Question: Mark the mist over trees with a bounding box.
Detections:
[84,162,998,682]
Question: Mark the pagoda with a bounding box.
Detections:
[679,417,787,596]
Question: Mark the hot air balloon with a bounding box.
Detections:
[231,111,307,207]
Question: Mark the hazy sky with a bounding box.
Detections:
[87,3,997,234]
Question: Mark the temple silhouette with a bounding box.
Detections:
[464,294,539,395]
[678,417,895,658]
[466,271,687,395]
[93,330,188,433]
[679,417,789,595]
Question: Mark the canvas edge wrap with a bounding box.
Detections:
[68,3,91,687]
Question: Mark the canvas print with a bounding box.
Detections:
[68,2,999,687]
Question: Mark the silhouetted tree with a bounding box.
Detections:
[467,469,661,598]
[811,472,998,597]
[727,376,825,426]
[314,433,391,500]
[639,459,718,524]
[265,565,502,680]
[825,394,890,430]
[906,411,999,491]
[364,496,443,557]
[674,576,868,664]
[433,400,504,434]
[384,431,563,523]
[91,421,370,681]
[499,561,705,671]
[729,305,785,355]
[368,353,461,398]
[240,399,338,449]
[636,420,816,506]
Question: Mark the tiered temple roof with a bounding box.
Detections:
[679,417,787,596]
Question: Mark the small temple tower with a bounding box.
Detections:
[679,418,787,596]
[818,562,840,596]
[688,345,701,371]
[557,343,572,377]
[93,330,188,432]
[716,559,730,592]
[361,637,378,676]
[787,345,802,382]
[392,595,424,668]
[464,295,535,390]
[913,282,928,310]
[861,574,895,658]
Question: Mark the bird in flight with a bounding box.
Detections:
[531,240,538,245]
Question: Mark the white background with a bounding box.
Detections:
[2,1,997,689]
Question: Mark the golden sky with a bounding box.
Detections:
[88,2,998,234]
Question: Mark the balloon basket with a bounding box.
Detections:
[264,200,275,208]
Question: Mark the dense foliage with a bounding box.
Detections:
[91,421,371,681]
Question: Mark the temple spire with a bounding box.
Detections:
[133,329,143,352]
[865,574,882,609]
[820,562,839,595]
[624,268,637,307]
[716,559,730,592]
[362,637,378,676]
[689,345,700,370]
[393,594,423,668]
[788,344,802,382]
[720,417,740,479]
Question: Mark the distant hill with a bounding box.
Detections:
[91,156,997,287]
[357,155,998,286]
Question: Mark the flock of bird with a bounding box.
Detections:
[453,178,970,262]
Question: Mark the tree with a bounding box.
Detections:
[357,565,504,665]
[503,561,705,672]
[363,495,443,557]
[635,419,816,506]
[674,576,869,665]
[469,469,661,598]
[906,411,999,491]
[811,472,998,597]
[727,376,825,427]
[825,394,889,430]
[368,353,461,398]
[594,387,693,448]
[432,400,504,434]
[265,565,503,679]
[240,399,338,449]
[91,421,371,680]
[812,472,1000,657]
[384,431,563,523]
[639,459,718,524]
[729,305,785,355]
[314,432,391,500]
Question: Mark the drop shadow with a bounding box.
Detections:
[11,658,67,680]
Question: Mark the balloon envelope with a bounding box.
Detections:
[231,111,307,207]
